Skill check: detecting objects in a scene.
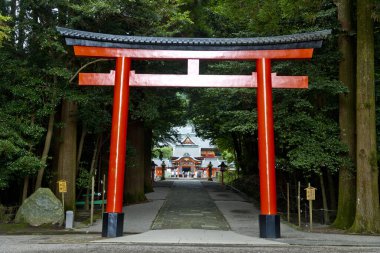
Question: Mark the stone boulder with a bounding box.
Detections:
[15,188,64,226]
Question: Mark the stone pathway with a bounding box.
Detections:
[151,180,230,230]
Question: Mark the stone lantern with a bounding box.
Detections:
[161,161,166,181]
[207,162,213,181]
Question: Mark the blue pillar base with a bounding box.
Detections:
[259,214,280,238]
[102,212,124,237]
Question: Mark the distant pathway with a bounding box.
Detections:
[151,180,230,230]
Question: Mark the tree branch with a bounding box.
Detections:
[69,59,111,84]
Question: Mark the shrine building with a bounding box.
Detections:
[153,125,227,178]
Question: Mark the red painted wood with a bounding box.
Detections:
[79,71,308,88]
[106,57,131,213]
[73,46,313,60]
[257,58,277,215]
[79,71,115,86]
[67,39,320,239]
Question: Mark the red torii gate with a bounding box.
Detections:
[58,27,330,239]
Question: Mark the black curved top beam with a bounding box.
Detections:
[57,27,331,51]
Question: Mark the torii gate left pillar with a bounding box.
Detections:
[101,57,131,237]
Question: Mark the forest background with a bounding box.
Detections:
[0,0,379,233]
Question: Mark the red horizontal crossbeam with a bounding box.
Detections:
[73,46,313,60]
[79,71,308,88]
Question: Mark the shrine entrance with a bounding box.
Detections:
[57,27,330,239]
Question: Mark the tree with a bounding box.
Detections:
[332,0,357,229]
[124,121,146,204]
[350,0,380,233]
[56,99,78,210]
[153,146,173,160]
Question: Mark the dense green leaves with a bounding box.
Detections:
[0,14,10,45]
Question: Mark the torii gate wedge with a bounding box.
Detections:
[57,27,330,238]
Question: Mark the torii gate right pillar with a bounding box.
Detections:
[256,58,280,238]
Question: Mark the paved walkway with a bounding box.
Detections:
[151,180,230,230]
[75,179,380,247]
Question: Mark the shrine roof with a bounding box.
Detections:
[171,156,202,162]
[181,136,195,145]
[57,27,331,51]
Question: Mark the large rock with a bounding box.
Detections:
[15,188,64,226]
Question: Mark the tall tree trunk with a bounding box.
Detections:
[9,0,16,46]
[332,0,357,229]
[0,1,6,13]
[350,0,379,233]
[320,173,330,224]
[84,134,102,211]
[57,99,78,210]
[124,121,147,204]
[76,126,87,174]
[232,133,243,173]
[35,113,55,190]
[327,172,337,212]
[243,135,258,173]
[16,0,25,51]
[144,127,154,193]
[22,115,35,199]
[22,176,29,202]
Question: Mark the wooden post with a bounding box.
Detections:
[90,176,95,225]
[58,180,67,211]
[287,183,290,222]
[306,183,316,231]
[102,174,105,214]
[62,193,65,210]
[297,181,301,227]
[309,196,313,231]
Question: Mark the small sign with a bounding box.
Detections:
[305,186,316,200]
[58,180,67,193]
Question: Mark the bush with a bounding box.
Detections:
[0,204,17,223]
[230,174,260,201]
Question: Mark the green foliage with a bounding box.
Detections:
[0,204,17,223]
[209,0,337,35]
[76,168,92,190]
[76,87,113,134]
[217,170,237,185]
[129,88,187,144]
[0,108,44,189]
[0,15,10,46]
[277,113,349,175]
[68,0,193,36]
[153,146,173,160]
[69,0,122,17]
[189,88,257,137]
